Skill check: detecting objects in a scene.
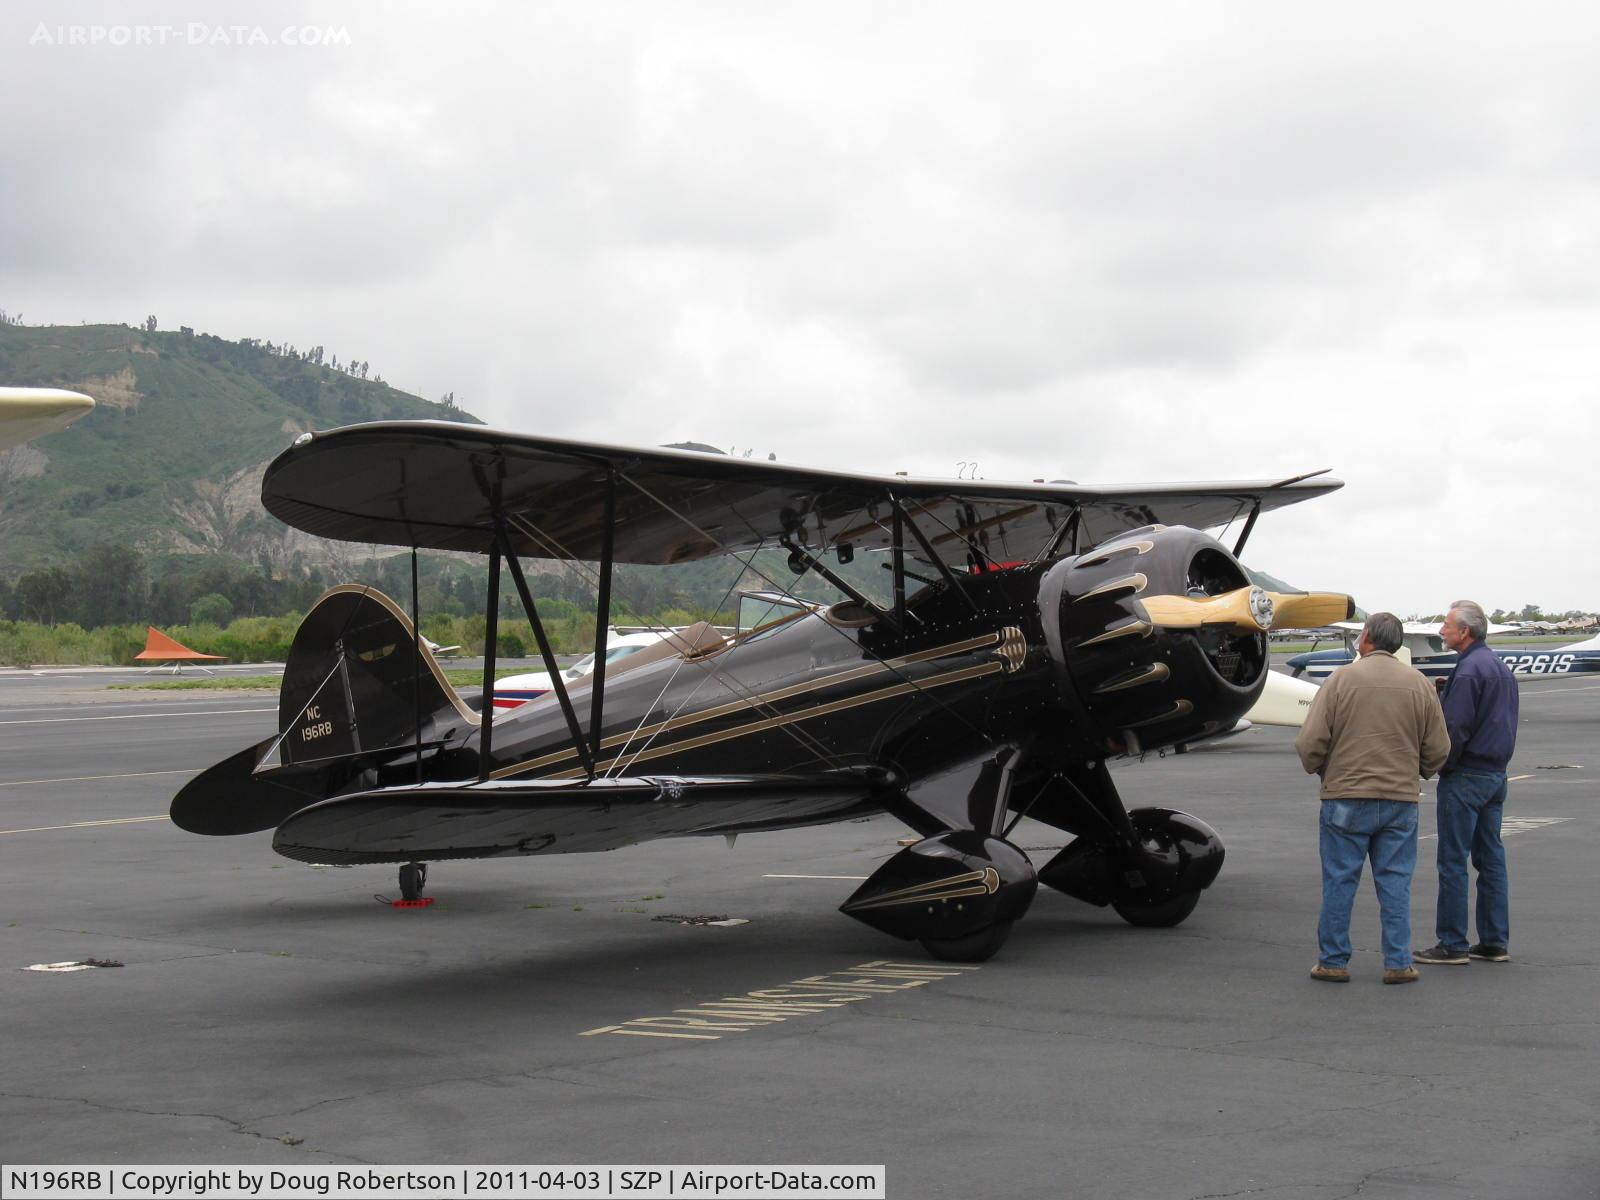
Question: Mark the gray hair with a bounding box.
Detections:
[1448,600,1488,641]
[1363,612,1403,654]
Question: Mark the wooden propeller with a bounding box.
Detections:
[1139,586,1354,634]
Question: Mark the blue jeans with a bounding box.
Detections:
[1318,799,1419,970]
[1435,769,1509,952]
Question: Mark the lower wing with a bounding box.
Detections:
[271,769,895,864]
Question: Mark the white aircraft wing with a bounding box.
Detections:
[0,387,95,453]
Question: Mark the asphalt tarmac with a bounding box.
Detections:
[2,668,1596,1199]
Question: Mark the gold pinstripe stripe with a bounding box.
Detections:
[314,583,481,726]
[491,631,1005,780]
[543,661,1005,779]
[1075,573,1147,602]
[841,866,1001,911]
[1076,621,1153,648]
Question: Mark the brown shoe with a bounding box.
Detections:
[1383,967,1419,985]
[1310,964,1350,982]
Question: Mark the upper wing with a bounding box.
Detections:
[270,770,892,864]
[262,420,1341,567]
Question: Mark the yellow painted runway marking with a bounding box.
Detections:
[0,768,195,789]
[763,873,870,880]
[580,959,980,1041]
[0,708,273,726]
[1,814,169,835]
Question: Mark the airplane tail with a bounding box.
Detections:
[171,586,478,836]
[270,584,477,770]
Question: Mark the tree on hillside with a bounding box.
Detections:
[189,593,234,626]
[144,315,157,332]
[15,567,72,625]
[71,543,147,627]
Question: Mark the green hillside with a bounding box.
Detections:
[0,322,478,575]
[0,322,1323,633]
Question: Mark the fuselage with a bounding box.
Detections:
[1287,639,1600,681]
[391,525,1272,818]
[469,568,1059,789]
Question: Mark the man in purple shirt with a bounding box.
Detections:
[1416,600,1519,966]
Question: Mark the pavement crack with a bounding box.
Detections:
[0,1090,365,1161]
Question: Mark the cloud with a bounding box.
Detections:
[5,1,1600,610]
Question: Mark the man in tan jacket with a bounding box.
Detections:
[1295,612,1450,984]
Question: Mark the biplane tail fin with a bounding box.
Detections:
[270,584,478,772]
[172,585,479,837]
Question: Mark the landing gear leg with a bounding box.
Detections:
[1033,762,1224,929]
[844,746,1039,962]
[399,862,428,901]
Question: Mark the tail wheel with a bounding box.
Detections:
[399,862,427,901]
[920,919,1014,963]
[1112,890,1200,928]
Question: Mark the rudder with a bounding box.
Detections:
[272,584,478,769]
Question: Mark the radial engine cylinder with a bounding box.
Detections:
[1039,525,1270,755]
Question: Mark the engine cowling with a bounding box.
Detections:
[1039,525,1271,754]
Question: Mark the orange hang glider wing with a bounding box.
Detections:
[134,627,226,662]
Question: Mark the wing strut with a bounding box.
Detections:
[411,547,423,785]
[891,503,907,625]
[778,534,899,632]
[479,547,500,782]
[1231,501,1261,559]
[1232,468,1331,558]
[497,524,598,780]
[890,496,981,615]
[1038,505,1082,561]
[588,469,617,759]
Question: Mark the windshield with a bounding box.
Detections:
[566,643,649,678]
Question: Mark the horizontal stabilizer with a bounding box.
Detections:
[272,769,894,865]
[171,738,354,835]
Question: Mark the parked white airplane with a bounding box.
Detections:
[1288,621,1600,681]
[1288,620,1516,681]
[1243,668,1320,727]
[0,387,95,452]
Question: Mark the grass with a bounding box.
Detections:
[109,675,281,690]
[107,666,528,691]
[442,667,534,686]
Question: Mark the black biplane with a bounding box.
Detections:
[173,423,1351,960]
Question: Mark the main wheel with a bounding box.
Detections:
[1112,890,1200,928]
[399,862,425,901]
[919,919,1014,963]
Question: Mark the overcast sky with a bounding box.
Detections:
[4,2,1598,615]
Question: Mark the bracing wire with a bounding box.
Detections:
[501,514,850,776]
